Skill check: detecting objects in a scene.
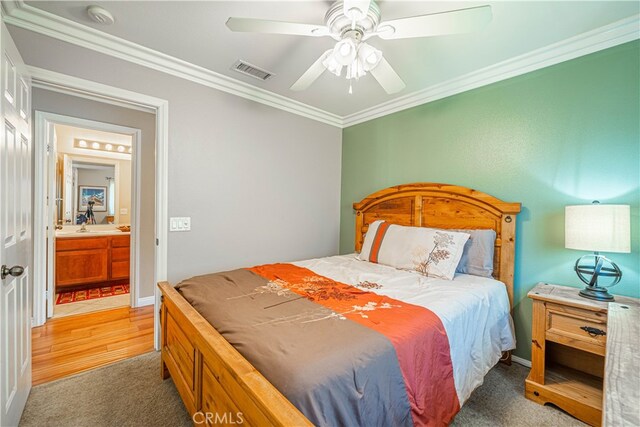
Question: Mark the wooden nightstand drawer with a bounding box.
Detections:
[546,304,607,355]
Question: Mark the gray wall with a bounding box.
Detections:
[15,26,343,286]
[33,89,157,298]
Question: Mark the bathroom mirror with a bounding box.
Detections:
[54,124,132,226]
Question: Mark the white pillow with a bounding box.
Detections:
[359,221,470,280]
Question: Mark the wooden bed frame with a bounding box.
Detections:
[158,183,521,425]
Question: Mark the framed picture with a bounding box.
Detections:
[78,186,107,212]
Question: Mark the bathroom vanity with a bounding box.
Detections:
[55,231,130,290]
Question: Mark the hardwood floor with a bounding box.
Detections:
[32,305,154,386]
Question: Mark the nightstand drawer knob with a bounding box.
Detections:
[580,326,606,337]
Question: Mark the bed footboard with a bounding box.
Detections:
[158,281,311,426]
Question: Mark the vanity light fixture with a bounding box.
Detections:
[73,138,131,156]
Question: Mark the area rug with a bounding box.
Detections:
[56,284,130,305]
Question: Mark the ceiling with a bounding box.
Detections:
[24,1,640,117]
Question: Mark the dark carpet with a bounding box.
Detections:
[20,351,585,426]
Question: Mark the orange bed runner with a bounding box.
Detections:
[249,263,460,426]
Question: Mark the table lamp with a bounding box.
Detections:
[565,202,630,301]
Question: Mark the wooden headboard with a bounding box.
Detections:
[353,183,521,308]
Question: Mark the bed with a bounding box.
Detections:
[158,183,521,426]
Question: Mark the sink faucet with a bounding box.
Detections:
[78,223,88,233]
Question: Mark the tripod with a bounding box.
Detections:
[85,200,97,224]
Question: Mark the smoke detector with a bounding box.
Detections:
[87,5,115,25]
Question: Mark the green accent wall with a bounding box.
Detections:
[340,40,639,360]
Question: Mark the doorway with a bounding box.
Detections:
[35,114,141,321]
[50,123,138,318]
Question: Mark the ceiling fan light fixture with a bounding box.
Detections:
[333,39,357,66]
[346,60,366,80]
[358,42,382,70]
[322,53,343,76]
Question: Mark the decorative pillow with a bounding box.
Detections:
[358,221,470,280]
[454,229,497,278]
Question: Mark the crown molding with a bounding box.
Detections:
[343,14,640,127]
[0,0,24,16]
[3,3,343,128]
[28,65,159,114]
[3,3,639,129]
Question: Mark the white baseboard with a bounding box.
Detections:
[511,355,532,368]
[136,295,155,307]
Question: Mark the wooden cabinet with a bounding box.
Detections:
[55,237,109,287]
[55,234,130,290]
[525,283,638,427]
[111,237,130,280]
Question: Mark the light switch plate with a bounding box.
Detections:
[169,217,191,232]
[120,208,128,215]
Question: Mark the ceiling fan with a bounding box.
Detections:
[226,1,492,95]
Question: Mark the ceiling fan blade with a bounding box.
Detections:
[226,17,330,37]
[369,57,405,94]
[376,5,492,40]
[290,50,332,91]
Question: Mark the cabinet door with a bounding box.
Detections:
[110,245,129,280]
[55,248,108,287]
[110,261,130,280]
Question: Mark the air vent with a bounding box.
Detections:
[231,60,274,81]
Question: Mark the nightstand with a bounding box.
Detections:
[525,283,638,426]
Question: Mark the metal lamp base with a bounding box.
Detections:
[579,286,614,302]
[574,253,621,302]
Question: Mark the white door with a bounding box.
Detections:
[0,22,32,427]
[62,154,72,223]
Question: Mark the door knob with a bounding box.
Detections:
[1,265,24,280]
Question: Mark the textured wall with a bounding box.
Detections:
[341,41,639,360]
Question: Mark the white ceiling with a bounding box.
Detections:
[25,1,640,116]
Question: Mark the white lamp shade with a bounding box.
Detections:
[565,204,631,253]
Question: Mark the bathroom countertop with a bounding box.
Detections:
[55,230,131,238]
